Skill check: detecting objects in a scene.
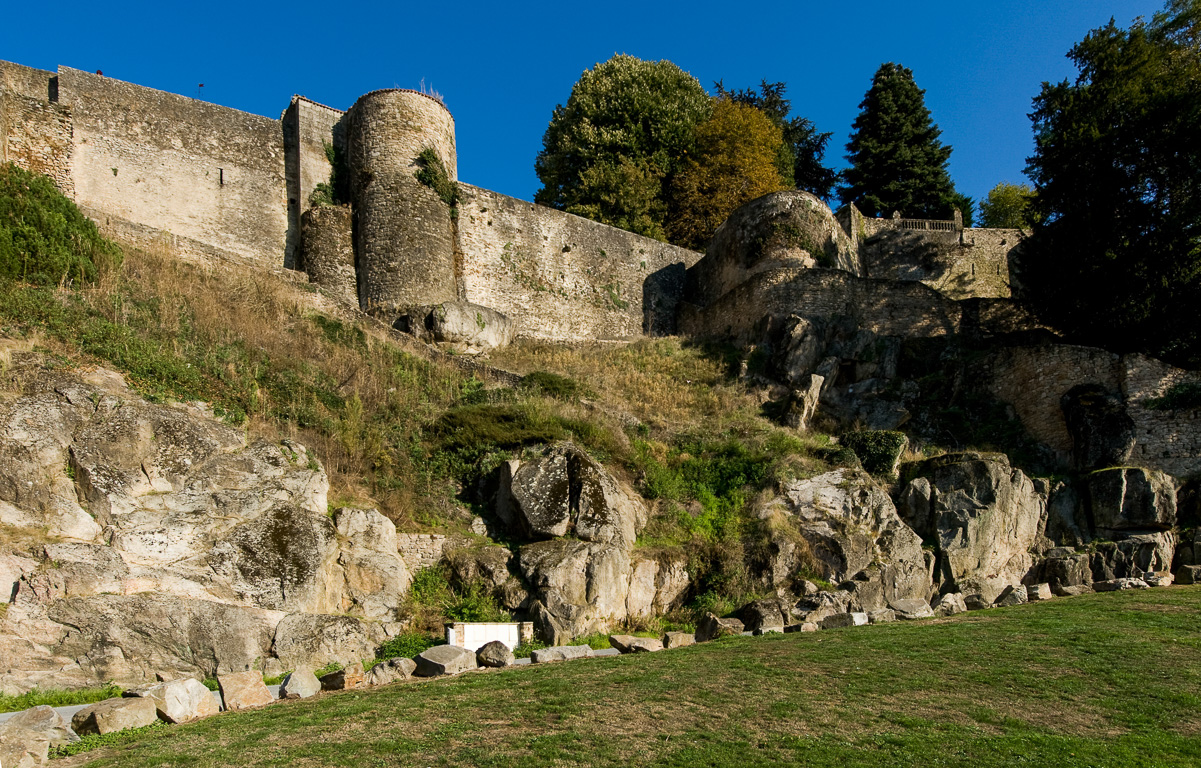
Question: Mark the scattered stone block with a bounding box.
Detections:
[752,626,784,636]
[366,657,417,685]
[932,593,966,616]
[217,671,275,711]
[1,705,79,746]
[662,631,695,649]
[319,662,365,691]
[71,697,158,736]
[131,678,219,723]
[1145,572,1174,587]
[1093,578,1150,592]
[1175,565,1201,585]
[696,613,745,642]
[1026,583,1054,601]
[0,719,50,768]
[279,669,321,699]
[964,594,992,610]
[476,641,516,668]
[1054,584,1095,597]
[994,585,1028,607]
[820,612,868,629]
[868,609,896,624]
[415,644,478,676]
[530,645,594,663]
[609,635,665,652]
[800,622,819,632]
[891,599,934,620]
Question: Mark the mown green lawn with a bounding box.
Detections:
[61,587,1201,767]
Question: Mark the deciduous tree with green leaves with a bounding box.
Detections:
[979,182,1037,229]
[839,63,966,222]
[1023,0,1201,366]
[534,55,711,241]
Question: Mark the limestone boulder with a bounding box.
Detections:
[1,706,78,747]
[821,612,869,629]
[217,671,274,711]
[71,696,158,735]
[502,443,647,548]
[0,720,49,768]
[520,539,632,644]
[1086,468,1177,536]
[890,598,934,620]
[900,453,1045,603]
[696,613,744,642]
[1176,565,1201,585]
[794,589,853,624]
[365,657,416,685]
[1027,583,1053,601]
[609,635,663,653]
[756,469,931,610]
[271,613,382,674]
[475,641,515,668]
[663,631,695,649]
[414,644,477,676]
[1029,551,1093,591]
[44,595,284,685]
[319,662,364,691]
[1094,577,1149,592]
[994,585,1028,607]
[530,645,594,663]
[683,190,859,310]
[423,301,515,354]
[279,669,321,699]
[932,593,966,616]
[132,677,219,723]
[1090,532,1176,581]
[737,599,790,632]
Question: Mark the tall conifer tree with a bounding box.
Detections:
[839,63,960,220]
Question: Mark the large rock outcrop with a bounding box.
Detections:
[755,469,932,612]
[899,453,1046,603]
[0,362,406,693]
[497,442,648,548]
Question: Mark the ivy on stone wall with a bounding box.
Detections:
[415,148,460,219]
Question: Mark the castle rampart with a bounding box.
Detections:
[456,184,701,340]
[347,89,459,320]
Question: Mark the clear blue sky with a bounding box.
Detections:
[1,0,1165,209]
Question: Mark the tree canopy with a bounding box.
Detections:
[1022,0,1201,366]
[715,80,838,201]
[667,100,790,250]
[533,55,712,241]
[979,182,1037,229]
[838,63,963,221]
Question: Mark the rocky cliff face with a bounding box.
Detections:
[0,359,405,693]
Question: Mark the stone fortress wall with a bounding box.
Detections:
[1,58,1022,344]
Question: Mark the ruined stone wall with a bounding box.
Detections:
[977,345,1201,477]
[679,267,964,344]
[860,227,1016,300]
[283,96,346,269]
[396,533,449,572]
[56,66,287,266]
[300,206,356,304]
[0,88,74,195]
[456,184,702,340]
[347,89,457,321]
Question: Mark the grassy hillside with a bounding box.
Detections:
[57,588,1201,767]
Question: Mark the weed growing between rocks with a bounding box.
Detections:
[48,721,167,759]
[403,565,511,635]
[0,683,123,713]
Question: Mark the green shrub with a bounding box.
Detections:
[49,721,167,758]
[414,148,459,212]
[522,370,587,401]
[513,639,548,659]
[405,565,511,628]
[0,683,123,713]
[1145,382,1201,411]
[840,430,908,475]
[0,162,122,286]
[376,633,445,661]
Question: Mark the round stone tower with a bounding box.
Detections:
[346,89,458,322]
